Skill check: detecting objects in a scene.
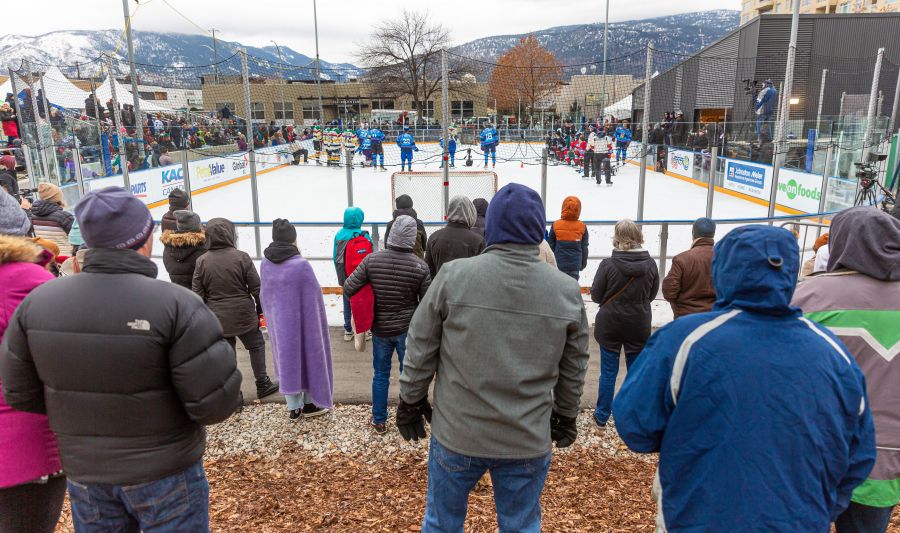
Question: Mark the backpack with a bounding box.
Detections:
[344,233,375,333]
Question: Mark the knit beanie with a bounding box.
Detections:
[272,218,297,243]
[395,194,414,210]
[174,210,201,233]
[168,188,189,211]
[0,191,31,235]
[813,232,829,252]
[0,155,15,170]
[692,217,716,239]
[75,187,154,250]
[38,182,64,205]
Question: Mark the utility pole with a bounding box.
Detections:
[271,40,288,128]
[313,0,325,124]
[121,0,144,166]
[211,28,220,84]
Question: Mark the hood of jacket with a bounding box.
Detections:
[159,229,206,248]
[712,225,799,315]
[342,206,364,230]
[609,249,655,278]
[561,196,581,221]
[0,234,51,265]
[81,247,159,278]
[447,196,476,228]
[473,198,489,218]
[388,215,417,250]
[485,183,546,246]
[827,206,900,281]
[264,241,301,264]
[205,218,236,249]
[30,199,63,217]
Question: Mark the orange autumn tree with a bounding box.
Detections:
[488,36,562,117]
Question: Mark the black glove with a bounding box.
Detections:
[396,396,432,442]
[550,411,578,448]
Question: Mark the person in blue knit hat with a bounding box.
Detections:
[396,183,590,532]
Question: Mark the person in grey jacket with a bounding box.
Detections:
[0,187,241,532]
[343,215,431,434]
[396,183,590,532]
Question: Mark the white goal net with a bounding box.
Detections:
[391,171,499,222]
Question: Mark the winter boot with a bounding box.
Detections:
[256,377,279,399]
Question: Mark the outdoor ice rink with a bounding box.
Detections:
[149,141,777,289]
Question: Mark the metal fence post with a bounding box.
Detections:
[658,222,669,293]
[890,68,900,135]
[240,49,263,258]
[24,60,51,184]
[768,0,800,221]
[863,48,885,162]
[540,147,548,210]
[345,148,354,207]
[816,68,827,135]
[441,49,450,220]
[181,148,192,209]
[73,142,85,197]
[705,145,718,218]
[637,42,653,221]
[106,57,130,189]
[38,74,59,182]
[816,144,835,239]
[8,68,36,189]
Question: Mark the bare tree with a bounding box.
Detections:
[357,10,478,123]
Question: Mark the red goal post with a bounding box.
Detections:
[390,170,499,222]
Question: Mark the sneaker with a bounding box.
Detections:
[370,419,387,435]
[344,331,353,342]
[302,404,330,418]
[256,378,279,399]
[289,408,303,421]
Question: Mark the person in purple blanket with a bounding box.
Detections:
[260,219,334,421]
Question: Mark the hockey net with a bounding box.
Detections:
[391,171,499,222]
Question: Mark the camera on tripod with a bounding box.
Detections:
[742,79,761,99]
[853,154,896,211]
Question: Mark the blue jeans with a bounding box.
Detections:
[562,270,579,281]
[756,113,773,139]
[594,346,639,425]
[371,333,407,424]
[67,460,209,532]
[343,295,352,333]
[285,392,311,411]
[423,437,552,533]
[834,501,895,533]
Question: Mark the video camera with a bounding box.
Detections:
[742,79,762,99]
[19,188,36,203]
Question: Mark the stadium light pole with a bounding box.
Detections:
[271,40,288,128]
[313,0,325,125]
[121,0,144,166]
[601,0,609,121]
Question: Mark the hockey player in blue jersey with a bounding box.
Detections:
[357,131,373,167]
[614,120,632,165]
[439,129,457,168]
[368,126,386,170]
[479,124,499,168]
[397,125,418,171]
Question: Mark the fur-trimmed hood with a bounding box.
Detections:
[0,234,51,265]
[159,229,206,248]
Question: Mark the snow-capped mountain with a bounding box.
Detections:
[453,10,740,72]
[0,30,360,87]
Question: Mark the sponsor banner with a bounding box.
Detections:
[723,159,772,200]
[667,149,694,178]
[84,142,305,206]
[775,168,824,213]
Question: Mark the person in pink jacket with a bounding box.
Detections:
[0,192,65,533]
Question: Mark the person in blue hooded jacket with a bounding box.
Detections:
[613,225,876,532]
[333,207,372,341]
[397,126,418,171]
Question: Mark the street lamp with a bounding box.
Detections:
[270,40,288,128]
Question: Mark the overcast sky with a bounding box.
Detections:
[14,0,741,64]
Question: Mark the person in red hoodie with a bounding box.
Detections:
[0,192,64,533]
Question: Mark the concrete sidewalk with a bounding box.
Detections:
[237,327,630,410]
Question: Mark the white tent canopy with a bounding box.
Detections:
[35,66,91,110]
[94,76,172,112]
[605,94,632,120]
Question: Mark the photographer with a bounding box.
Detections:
[755,80,778,140]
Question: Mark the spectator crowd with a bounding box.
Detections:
[0,174,899,532]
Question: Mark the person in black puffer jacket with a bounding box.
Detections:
[590,219,659,428]
[384,194,427,259]
[472,197,488,239]
[425,195,484,276]
[192,218,278,400]
[0,187,240,530]
[343,215,431,434]
[160,210,207,289]
[30,183,74,256]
